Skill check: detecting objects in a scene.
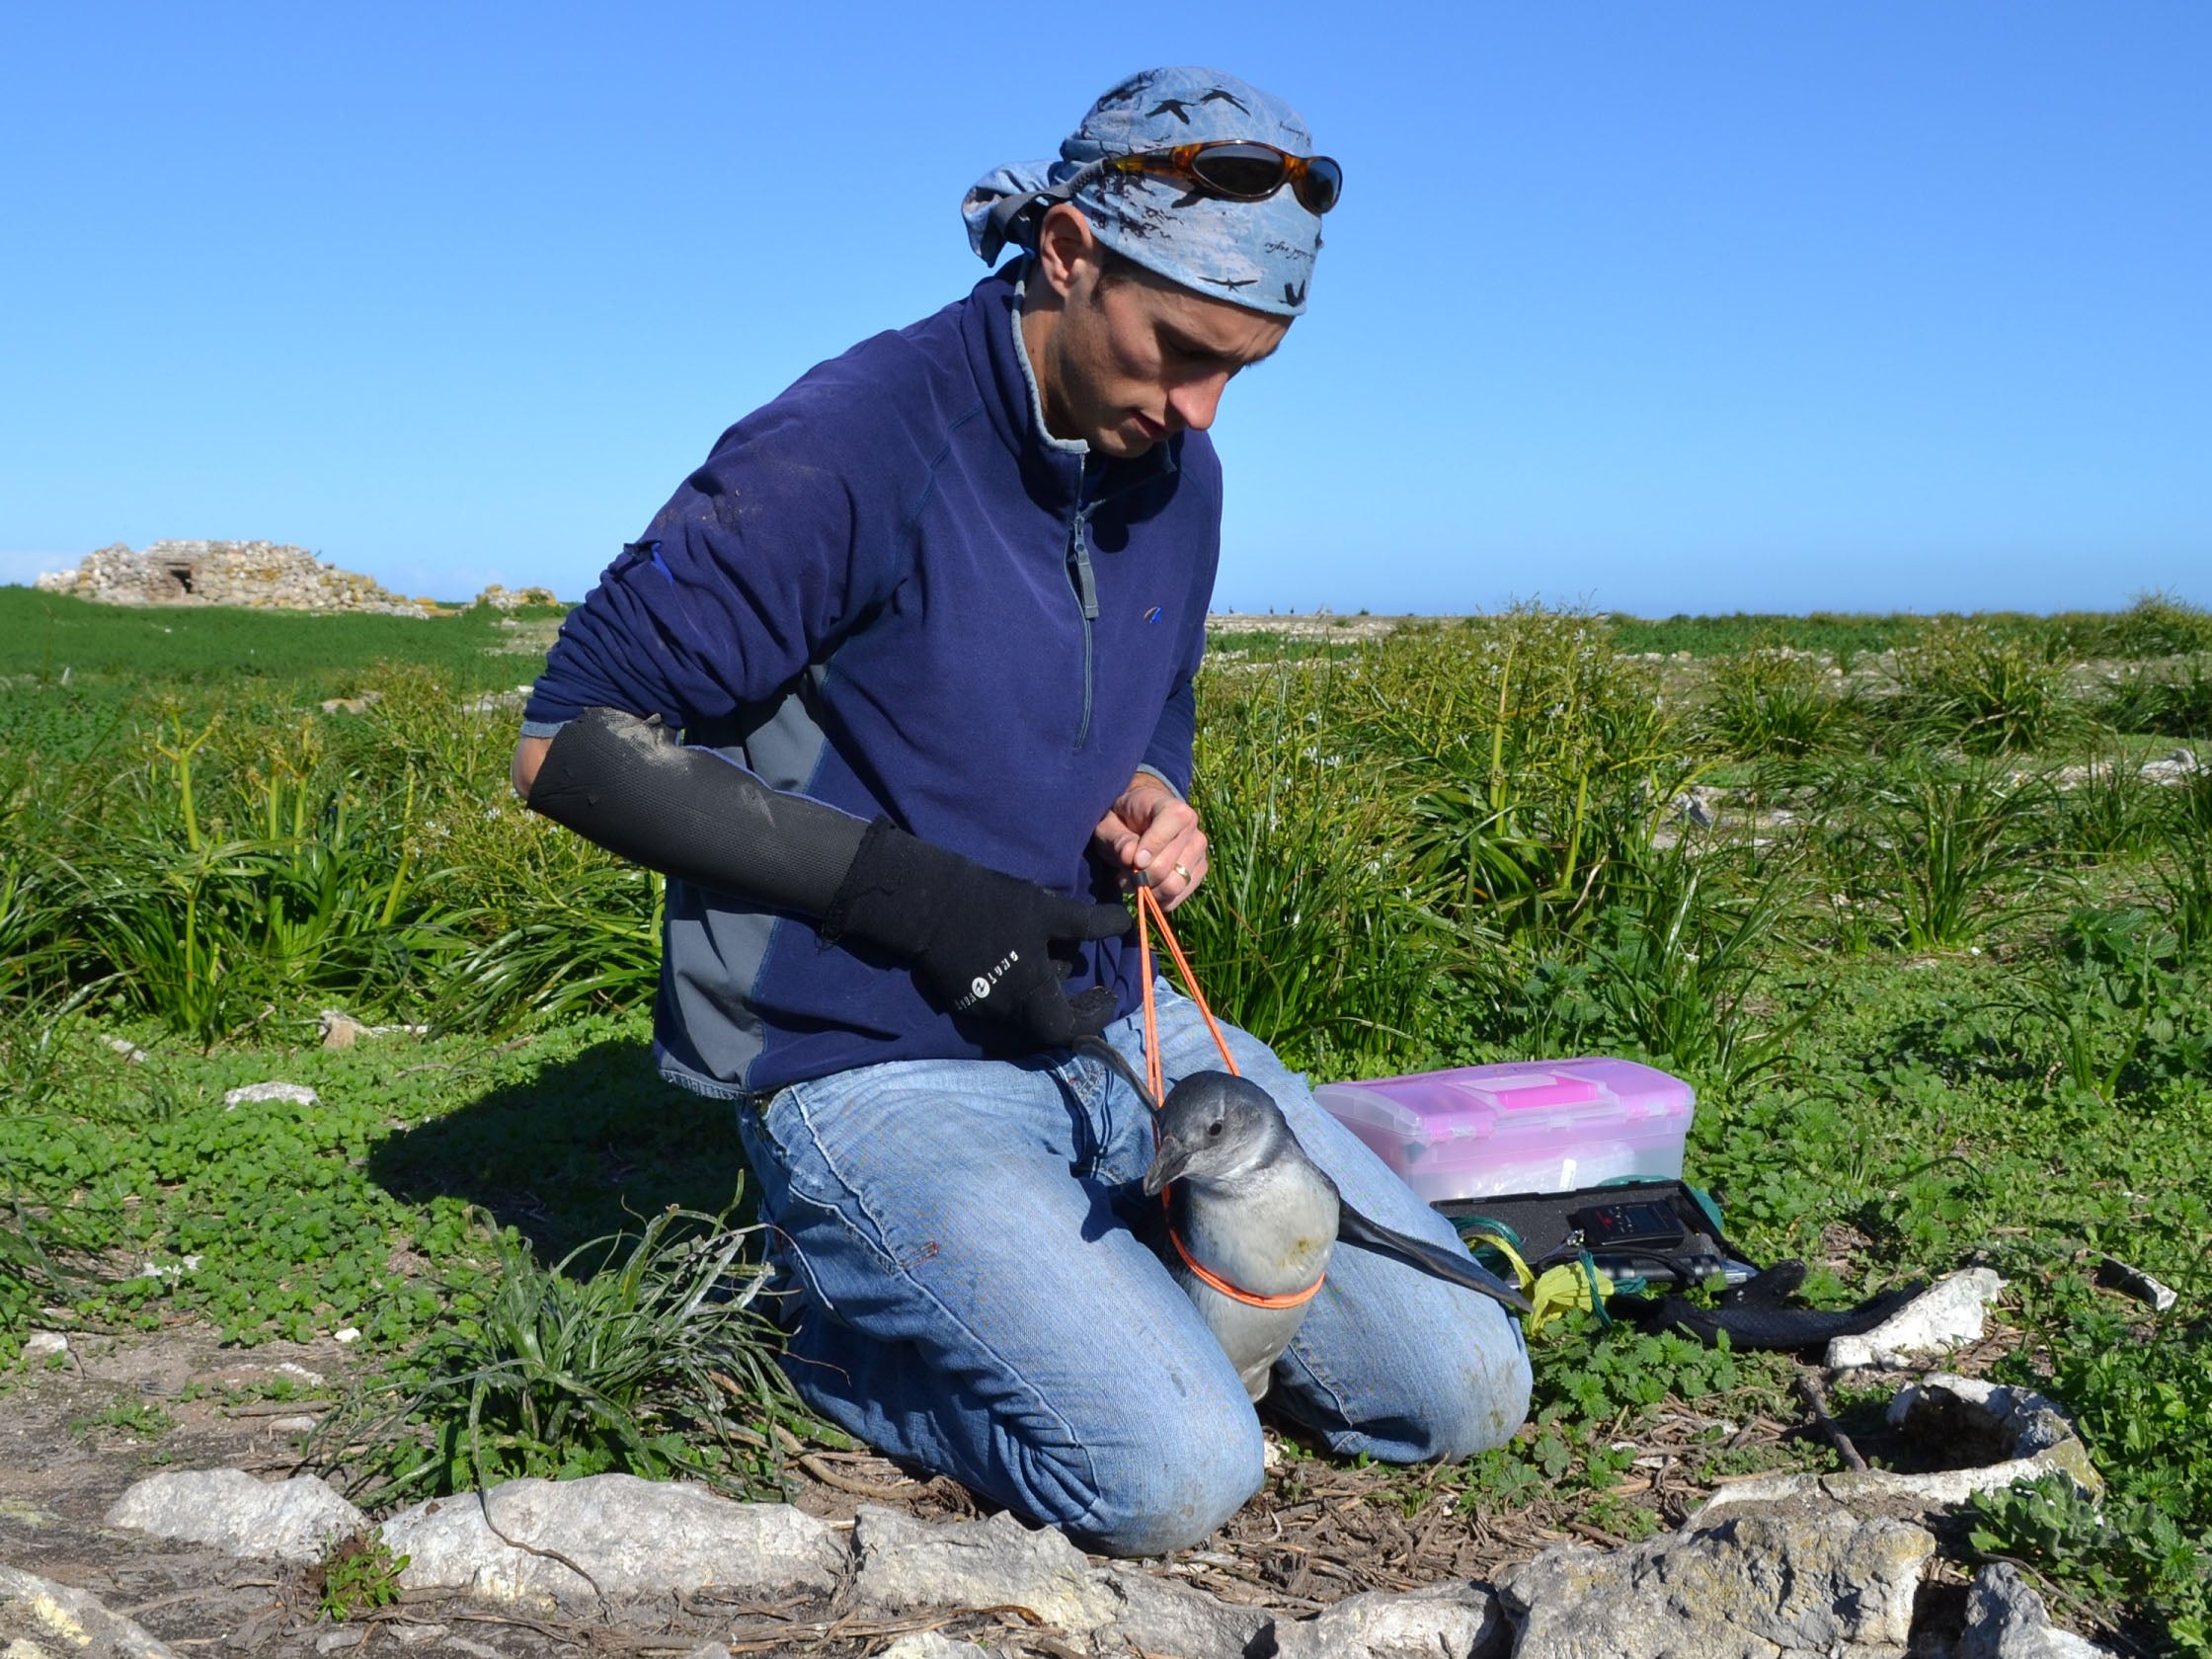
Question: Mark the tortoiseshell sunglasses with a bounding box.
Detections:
[1103,141,1343,216]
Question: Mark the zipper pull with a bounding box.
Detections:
[1068,515,1100,621]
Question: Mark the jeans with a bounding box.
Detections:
[732,986,1532,1556]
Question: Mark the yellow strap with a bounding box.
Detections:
[1457,1225,1537,1298]
[1528,1261,1615,1339]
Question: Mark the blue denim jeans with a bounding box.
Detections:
[733,986,1532,1556]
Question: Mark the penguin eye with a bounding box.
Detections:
[1206,1122,1223,1138]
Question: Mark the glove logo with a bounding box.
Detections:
[954,949,1022,1012]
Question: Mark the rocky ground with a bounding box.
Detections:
[0,1297,2119,1659]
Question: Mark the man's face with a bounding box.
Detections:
[1032,231,1292,458]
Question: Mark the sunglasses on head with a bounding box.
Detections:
[1104,140,1344,216]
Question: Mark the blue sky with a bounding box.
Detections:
[4,4,2205,614]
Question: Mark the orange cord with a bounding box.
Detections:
[1135,880,1322,1311]
[1169,1226,1324,1308]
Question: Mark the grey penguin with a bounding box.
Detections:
[1136,1067,1535,1401]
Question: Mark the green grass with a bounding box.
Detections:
[3,592,2209,1647]
[0,586,554,698]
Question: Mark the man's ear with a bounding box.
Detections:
[1033,203,1101,302]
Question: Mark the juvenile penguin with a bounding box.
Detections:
[1141,1069,1534,1400]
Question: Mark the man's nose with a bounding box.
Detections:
[1164,372,1231,434]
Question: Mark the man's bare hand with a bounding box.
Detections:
[1092,775,1209,911]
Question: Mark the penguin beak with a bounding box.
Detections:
[1143,1137,1194,1198]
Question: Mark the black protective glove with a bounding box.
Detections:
[825,818,1133,1046]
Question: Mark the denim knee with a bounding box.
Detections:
[1393,1305,1533,1462]
[1060,1388,1265,1557]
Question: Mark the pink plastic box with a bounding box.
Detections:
[1313,1058,1696,1203]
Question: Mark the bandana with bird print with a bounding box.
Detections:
[963,66,1326,317]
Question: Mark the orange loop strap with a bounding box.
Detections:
[1136,883,1238,1084]
[1169,1224,1324,1309]
[1136,883,1322,1310]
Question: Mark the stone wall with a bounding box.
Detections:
[34,540,435,616]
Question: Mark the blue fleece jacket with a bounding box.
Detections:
[524,266,1219,1096]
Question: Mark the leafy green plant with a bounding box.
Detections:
[74,1396,177,1440]
[1836,760,2047,949]
[1698,646,1861,760]
[2099,657,2212,739]
[1182,660,1465,1074]
[1362,607,1688,951]
[2096,591,2212,661]
[2058,751,2168,860]
[2157,768,2212,958]
[314,1531,410,1621]
[1970,1476,2209,1656]
[1495,838,1809,1091]
[1994,908,2209,1105]
[324,1200,808,1507]
[1892,619,2086,754]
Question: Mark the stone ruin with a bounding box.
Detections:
[33,540,436,616]
[473,582,561,610]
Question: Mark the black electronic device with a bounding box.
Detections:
[1567,1199,1687,1252]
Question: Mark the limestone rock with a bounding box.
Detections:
[223,1081,319,1109]
[1099,1563,1272,1656]
[0,1565,179,1657]
[1704,1373,2100,1515]
[474,584,560,610]
[1500,1502,1936,1658]
[1270,1580,1502,1658]
[851,1506,1118,1634]
[378,1474,842,1603]
[105,1469,363,1563]
[1959,1563,2117,1658]
[1827,1267,2003,1370]
[877,1636,997,1659]
[35,541,434,616]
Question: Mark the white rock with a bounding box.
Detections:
[35,541,432,616]
[877,1636,994,1659]
[267,1415,320,1434]
[103,1037,148,1065]
[0,1564,180,1657]
[313,1630,365,1653]
[1100,1564,1272,1657]
[1271,1580,1500,1658]
[1703,1373,2100,1515]
[276,1362,325,1385]
[1885,1374,2079,1458]
[19,1333,68,1364]
[106,1469,364,1564]
[1960,1562,2120,1658]
[333,1328,362,1345]
[2094,1253,2178,1311]
[2139,748,2202,784]
[223,1082,319,1109]
[851,1506,1117,1633]
[378,1475,843,1604]
[1502,1503,1934,1658]
[1827,1266,2003,1369]
[851,1509,1265,1657]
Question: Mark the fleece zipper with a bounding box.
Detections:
[1066,464,1099,750]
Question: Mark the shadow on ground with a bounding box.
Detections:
[367,1036,753,1261]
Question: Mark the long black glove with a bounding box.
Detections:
[825,818,1133,1045]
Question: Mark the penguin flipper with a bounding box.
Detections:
[1336,1201,1536,1314]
